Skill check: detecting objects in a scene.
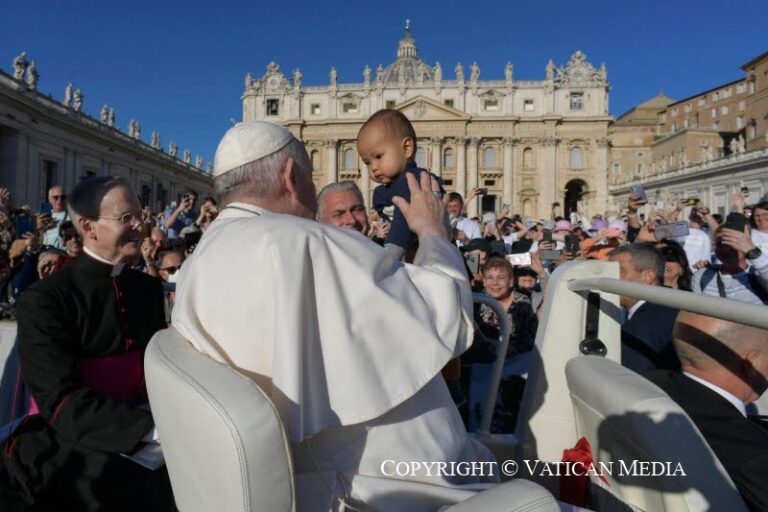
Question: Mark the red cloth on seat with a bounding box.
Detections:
[560,436,608,507]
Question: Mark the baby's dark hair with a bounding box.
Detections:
[359,109,418,155]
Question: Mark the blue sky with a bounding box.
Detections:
[2,0,766,164]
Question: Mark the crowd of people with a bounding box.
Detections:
[0,110,765,511]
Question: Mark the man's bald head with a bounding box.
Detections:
[674,312,766,369]
[673,311,768,399]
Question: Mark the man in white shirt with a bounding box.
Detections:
[647,311,768,511]
[447,192,481,246]
[692,225,768,305]
[172,122,497,511]
[750,201,768,253]
[41,185,70,248]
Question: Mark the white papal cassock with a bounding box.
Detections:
[172,203,496,511]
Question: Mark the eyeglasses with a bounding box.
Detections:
[98,211,142,226]
[51,195,66,200]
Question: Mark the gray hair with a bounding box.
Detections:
[609,243,664,286]
[214,138,310,206]
[316,181,364,220]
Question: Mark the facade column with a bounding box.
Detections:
[593,138,609,218]
[360,161,371,209]
[325,139,338,185]
[541,137,558,219]
[430,137,442,177]
[466,138,479,217]
[456,137,467,200]
[15,132,30,205]
[502,137,515,209]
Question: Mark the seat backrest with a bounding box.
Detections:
[516,260,622,463]
[145,327,295,512]
[565,355,747,512]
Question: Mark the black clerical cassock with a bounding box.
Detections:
[2,254,175,510]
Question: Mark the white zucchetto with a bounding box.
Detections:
[213,121,295,176]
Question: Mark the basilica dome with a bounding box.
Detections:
[380,22,434,84]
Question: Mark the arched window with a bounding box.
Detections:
[443,148,454,169]
[415,148,427,168]
[522,199,532,217]
[310,150,320,170]
[523,147,534,169]
[570,147,583,170]
[343,148,357,169]
[483,147,496,168]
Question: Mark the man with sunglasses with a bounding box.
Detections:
[4,176,174,510]
[40,185,70,248]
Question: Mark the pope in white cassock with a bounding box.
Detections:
[172,122,498,511]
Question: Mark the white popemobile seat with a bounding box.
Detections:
[565,355,748,511]
[145,327,559,512]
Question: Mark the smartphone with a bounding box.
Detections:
[684,198,699,206]
[39,203,53,215]
[506,253,532,266]
[542,229,553,243]
[654,221,690,239]
[184,231,202,251]
[539,249,562,261]
[477,188,488,196]
[466,253,480,274]
[630,184,648,204]
[741,186,750,198]
[564,234,581,255]
[15,214,35,236]
[140,221,152,240]
[724,212,746,233]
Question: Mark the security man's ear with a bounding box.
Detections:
[77,216,97,240]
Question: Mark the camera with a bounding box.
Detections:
[477,188,488,196]
[684,198,699,206]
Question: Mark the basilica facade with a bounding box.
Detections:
[242,25,612,219]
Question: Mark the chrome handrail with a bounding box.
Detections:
[472,292,510,436]
[568,277,768,329]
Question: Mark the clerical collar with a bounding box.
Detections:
[683,372,747,417]
[83,247,126,276]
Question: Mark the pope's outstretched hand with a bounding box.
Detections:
[392,172,448,241]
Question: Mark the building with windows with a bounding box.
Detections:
[242,24,612,219]
[609,49,768,214]
[0,58,213,211]
[742,50,768,152]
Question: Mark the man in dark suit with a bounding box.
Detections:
[647,311,768,512]
[609,243,680,373]
[2,177,174,510]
